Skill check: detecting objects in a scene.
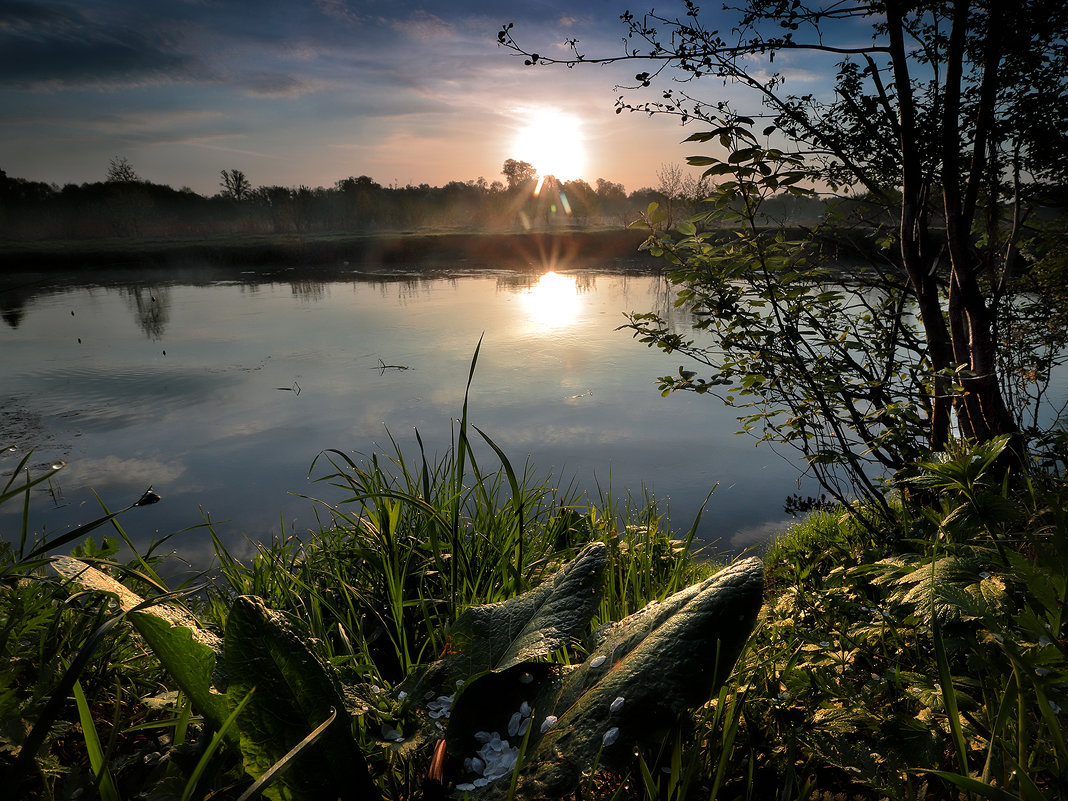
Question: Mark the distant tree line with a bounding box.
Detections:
[0,158,832,242]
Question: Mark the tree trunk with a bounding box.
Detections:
[941,0,1020,444]
[887,0,955,450]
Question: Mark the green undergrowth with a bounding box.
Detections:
[2,424,1067,799]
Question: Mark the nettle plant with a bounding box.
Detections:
[52,542,764,800]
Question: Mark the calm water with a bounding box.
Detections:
[1,264,808,571]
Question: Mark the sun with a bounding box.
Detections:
[510,108,586,180]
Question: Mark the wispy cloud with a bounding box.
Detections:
[0,1,204,89]
[241,72,327,98]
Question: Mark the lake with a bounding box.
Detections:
[1,262,809,573]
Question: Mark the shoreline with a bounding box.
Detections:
[1,228,658,272]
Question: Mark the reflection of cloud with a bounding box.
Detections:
[63,455,186,489]
[728,518,793,551]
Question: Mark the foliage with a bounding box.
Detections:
[500,0,1068,500]
[0,160,734,240]
[621,122,928,519]
[728,437,1068,799]
[5,423,1068,801]
[0,354,725,800]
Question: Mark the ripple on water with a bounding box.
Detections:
[8,365,232,432]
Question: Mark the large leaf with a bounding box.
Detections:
[50,556,228,729]
[451,541,607,670]
[400,542,606,702]
[448,557,764,798]
[224,595,377,801]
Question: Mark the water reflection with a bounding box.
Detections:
[0,265,812,574]
[290,279,328,302]
[121,285,170,340]
[520,271,582,329]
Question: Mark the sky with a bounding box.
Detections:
[0,0,806,196]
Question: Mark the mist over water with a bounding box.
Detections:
[1,265,807,572]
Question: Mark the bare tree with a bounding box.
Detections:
[220,169,252,201]
[105,157,140,184]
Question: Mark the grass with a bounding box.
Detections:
[2,425,1067,799]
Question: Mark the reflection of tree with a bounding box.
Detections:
[495,271,597,295]
[289,280,327,302]
[0,287,30,329]
[496,273,537,293]
[122,286,171,340]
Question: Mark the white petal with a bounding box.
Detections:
[540,715,558,733]
[507,712,522,737]
[602,727,619,746]
[590,655,606,668]
[610,696,625,713]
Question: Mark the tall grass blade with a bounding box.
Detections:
[916,770,1039,801]
[179,688,256,801]
[25,487,159,560]
[235,707,340,801]
[10,605,121,789]
[73,679,120,801]
[932,621,970,778]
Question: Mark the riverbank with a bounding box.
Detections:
[1,227,660,272]
[3,431,1065,799]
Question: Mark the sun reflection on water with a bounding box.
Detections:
[520,271,581,330]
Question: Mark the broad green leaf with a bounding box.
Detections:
[521,558,763,797]
[407,542,606,703]
[451,542,606,670]
[448,558,763,798]
[51,556,228,730]
[224,595,377,801]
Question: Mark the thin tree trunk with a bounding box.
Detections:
[941,0,1019,443]
[886,0,954,450]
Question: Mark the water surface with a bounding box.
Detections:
[1,265,807,570]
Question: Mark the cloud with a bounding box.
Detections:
[393,9,454,41]
[0,1,203,89]
[241,72,324,98]
[315,0,366,28]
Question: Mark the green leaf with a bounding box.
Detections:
[73,679,120,801]
[517,558,764,798]
[224,596,377,801]
[447,542,607,672]
[915,770,1035,801]
[51,556,229,730]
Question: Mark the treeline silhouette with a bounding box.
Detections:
[0,161,827,242]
